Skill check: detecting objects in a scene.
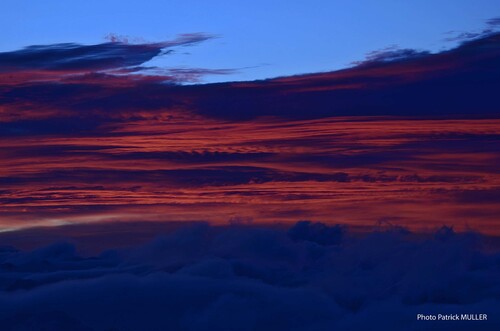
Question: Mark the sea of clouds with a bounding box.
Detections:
[0,222,498,331]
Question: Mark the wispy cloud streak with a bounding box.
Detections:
[0,31,499,234]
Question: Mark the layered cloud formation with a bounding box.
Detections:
[0,222,498,331]
[0,32,499,233]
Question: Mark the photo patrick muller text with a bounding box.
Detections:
[417,314,488,321]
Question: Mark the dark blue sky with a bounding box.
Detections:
[1,0,499,82]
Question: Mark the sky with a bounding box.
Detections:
[1,0,500,82]
[1,2,500,330]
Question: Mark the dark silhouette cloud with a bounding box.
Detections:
[0,33,213,72]
[1,32,499,125]
[352,45,430,65]
[445,17,500,43]
[185,32,500,120]
[0,42,162,72]
[0,223,498,330]
[0,32,232,87]
[487,17,500,27]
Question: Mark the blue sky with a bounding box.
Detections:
[1,0,499,82]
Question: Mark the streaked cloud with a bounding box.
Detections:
[0,31,499,234]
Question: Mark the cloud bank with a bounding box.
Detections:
[0,222,498,331]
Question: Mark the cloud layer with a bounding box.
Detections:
[0,223,498,331]
[0,32,499,234]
